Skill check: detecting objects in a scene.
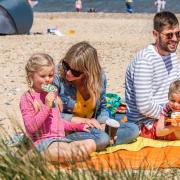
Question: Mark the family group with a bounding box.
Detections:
[20,11,180,163]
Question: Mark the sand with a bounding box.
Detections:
[1,12,180,133]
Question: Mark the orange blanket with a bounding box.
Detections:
[49,146,180,171]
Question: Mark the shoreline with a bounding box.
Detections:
[34,12,180,20]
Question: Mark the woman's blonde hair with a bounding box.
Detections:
[58,41,102,100]
[25,53,54,112]
[168,80,180,98]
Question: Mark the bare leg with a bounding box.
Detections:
[41,139,96,163]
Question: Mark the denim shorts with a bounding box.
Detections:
[66,128,110,151]
[35,128,110,152]
[35,137,73,152]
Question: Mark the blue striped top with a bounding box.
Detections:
[125,44,180,126]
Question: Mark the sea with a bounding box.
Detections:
[33,0,180,13]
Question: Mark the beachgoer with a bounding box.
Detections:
[54,41,139,145]
[143,80,180,140]
[88,8,96,13]
[75,0,82,12]
[125,0,133,13]
[27,0,38,8]
[154,0,166,12]
[161,0,166,10]
[125,11,180,140]
[20,53,98,163]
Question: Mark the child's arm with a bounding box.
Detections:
[62,119,89,132]
[156,115,177,137]
[20,94,51,134]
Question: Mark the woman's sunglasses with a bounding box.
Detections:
[62,61,83,77]
[160,30,180,40]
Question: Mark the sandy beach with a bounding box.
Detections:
[1,12,180,134]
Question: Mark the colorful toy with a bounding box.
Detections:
[116,104,126,114]
[41,84,57,93]
[41,84,58,107]
[120,116,128,123]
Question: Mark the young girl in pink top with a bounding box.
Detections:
[20,53,96,163]
[75,0,82,12]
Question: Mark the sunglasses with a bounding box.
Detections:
[62,61,83,77]
[160,31,180,40]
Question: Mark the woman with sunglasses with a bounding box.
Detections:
[53,41,111,150]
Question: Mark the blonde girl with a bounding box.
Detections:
[20,53,97,163]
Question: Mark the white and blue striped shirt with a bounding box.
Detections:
[125,44,180,126]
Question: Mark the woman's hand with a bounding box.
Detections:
[45,92,56,108]
[71,117,103,130]
[85,118,102,130]
[56,96,63,112]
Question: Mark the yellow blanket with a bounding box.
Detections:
[92,137,180,156]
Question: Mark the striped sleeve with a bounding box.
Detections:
[134,59,162,119]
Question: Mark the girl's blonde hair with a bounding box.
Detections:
[58,41,102,100]
[168,80,180,98]
[25,53,54,112]
[26,53,54,87]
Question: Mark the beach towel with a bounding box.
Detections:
[48,137,180,171]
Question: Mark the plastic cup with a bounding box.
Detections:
[105,118,120,142]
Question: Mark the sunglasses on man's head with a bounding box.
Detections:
[160,30,180,40]
[62,61,83,77]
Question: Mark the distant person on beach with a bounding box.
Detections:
[75,0,82,12]
[20,53,98,163]
[125,0,133,13]
[28,0,38,8]
[125,11,180,140]
[154,0,166,12]
[54,41,139,145]
[88,8,96,13]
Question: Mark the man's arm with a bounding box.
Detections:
[134,60,162,119]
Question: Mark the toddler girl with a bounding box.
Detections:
[20,53,96,163]
[156,80,180,140]
[141,80,180,140]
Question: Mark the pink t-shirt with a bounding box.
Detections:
[75,0,82,9]
[19,91,84,144]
